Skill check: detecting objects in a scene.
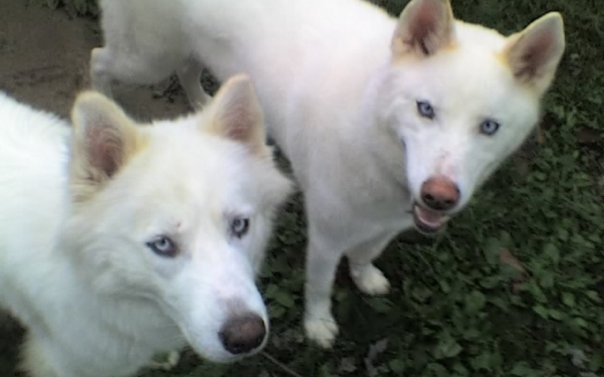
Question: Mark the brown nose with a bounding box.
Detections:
[420,176,460,211]
[219,313,266,355]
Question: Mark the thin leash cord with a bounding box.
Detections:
[261,351,304,377]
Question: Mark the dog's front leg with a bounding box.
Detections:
[303,232,342,349]
[176,58,212,110]
[148,350,181,371]
[89,47,115,99]
[346,232,396,295]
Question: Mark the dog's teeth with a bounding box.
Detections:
[414,205,449,228]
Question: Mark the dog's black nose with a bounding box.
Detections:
[421,176,460,211]
[219,313,266,354]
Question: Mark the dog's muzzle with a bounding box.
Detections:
[412,202,451,235]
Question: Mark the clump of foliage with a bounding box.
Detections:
[43,0,98,16]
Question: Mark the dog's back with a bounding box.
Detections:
[95,0,395,142]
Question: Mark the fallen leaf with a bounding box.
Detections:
[576,126,601,145]
[338,357,357,374]
[364,339,388,377]
[499,248,529,292]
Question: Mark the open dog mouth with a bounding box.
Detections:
[412,203,451,235]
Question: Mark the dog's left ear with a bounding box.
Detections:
[391,0,455,58]
[205,74,268,157]
[70,91,142,201]
[503,12,565,93]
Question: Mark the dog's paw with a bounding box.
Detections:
[190,94,212,110]
[350,264,390,295]
[304,314,339,349]
[149,351,180,371]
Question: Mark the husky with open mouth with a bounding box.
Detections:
[92,0,565,348]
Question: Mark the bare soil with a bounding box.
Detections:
[0,0,191,119]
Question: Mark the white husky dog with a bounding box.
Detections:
[91,0,565,347]
[0,75,291,377]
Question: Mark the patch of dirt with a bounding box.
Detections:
[0,1,191,120]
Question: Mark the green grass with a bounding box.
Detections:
[27,0,604,376]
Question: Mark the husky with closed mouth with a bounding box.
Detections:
[0,75,291,377]
[91,0,565,347]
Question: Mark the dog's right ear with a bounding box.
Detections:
[204,74,269,157]
[391,0,455,58]
[70,91,142,201]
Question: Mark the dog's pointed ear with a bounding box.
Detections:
[205,74,268,156]
[70,91,141,200]
[391,0,455,58]
[503,12,565,93]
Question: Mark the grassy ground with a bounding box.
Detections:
[20,0,604,376]
[145,1,604,376]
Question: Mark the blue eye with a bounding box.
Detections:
[416,100,435,119]
[480,119,500,136]
[230,217,250,238]
[146,236,178,258]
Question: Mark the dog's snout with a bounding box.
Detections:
[420,176,460,211]
[219,313,266,355]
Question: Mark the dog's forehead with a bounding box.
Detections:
[393,21,517,92]
[454,21,507,52]
[396,46,536,124]
[423,49,511,89]
[118,127,257,204]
